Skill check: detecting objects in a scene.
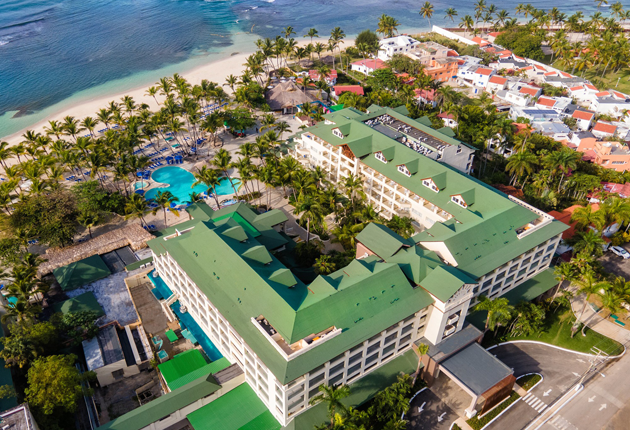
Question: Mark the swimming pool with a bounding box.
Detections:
[148,270,173,299]
[134,181,149,190]
[144,166,239,203]
[171,301,223,361]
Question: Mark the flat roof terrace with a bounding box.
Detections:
[364,114,454,153]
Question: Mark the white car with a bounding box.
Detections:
[610,246,630,259]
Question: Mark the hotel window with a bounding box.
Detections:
[422,179,439,193]
[398,165,411,177]
[451,196,467,208]
[375,152,387,163]
[332,129,344,139]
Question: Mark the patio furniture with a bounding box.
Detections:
[151,336,163,350]
[181,329,198,345]
[157,350,169,362]
[165,329,178,343]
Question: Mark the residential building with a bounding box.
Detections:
[486,75,507,93]
[509,106,560,122]
[458,66,495,88]
[532,121,571,141]
[490,57,529,71]
[562,131,597,152]
[592,141,630,172]
[534,96,572,114]
[592,121,618,139]
[438,112,458,128]
[424,57,459,83]
[351,58,387,75]
[544,74,588,88]
[308,69,337,85]
[487,32,502,43]
[590,90,630,118]
[572,109,595,131]
[377,35,422,61]
[333,85,365,98]
[504,85,542,107]
[83,323,151,387]
[567,84,600,104]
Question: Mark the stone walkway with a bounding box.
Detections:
[569,284,630,345]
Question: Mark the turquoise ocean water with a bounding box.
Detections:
[0,0,603,138]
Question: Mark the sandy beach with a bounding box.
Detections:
[1,37,356,147]
[1,52,253,146]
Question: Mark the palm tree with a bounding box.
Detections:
[313,255,336,275]
[420,2,435,29]
[573,271,606,336]
[412,343,429,385]
[152,191,179,226]
[309,384,351,426]
[571,205,605,232]
[212,148,238,197]
[294,195,324,244]
[473,295,514,333]
[124,193,150,226]
[77,212,99,239]
[342,173,365,212]
[386,215,415,238]
[459,15,475,37]
[444,7,458,23]
[377,14,400,38]
[1,299,41,323]
[274,121,292,140]
[304,28,319,45]
[224,75,238,94]
[193,166,223,209]
[506,151,538,188]
[571,230,606,257]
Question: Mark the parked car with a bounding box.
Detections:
[610,246,630,259]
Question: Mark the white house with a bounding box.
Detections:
[590,90,630,118]
[572,110,595,131]
[486,75,507,93]
[592,121,618,139]
[377,35,421,61]
[351,58,388,75]
[458,66,495,88]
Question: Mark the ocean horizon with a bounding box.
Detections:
[0,0,603,138]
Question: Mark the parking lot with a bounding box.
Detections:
[600,244,630,278]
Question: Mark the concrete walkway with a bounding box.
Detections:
[569,286,630,344]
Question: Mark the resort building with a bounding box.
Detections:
[139,196,563,428]
[288,105,566,299]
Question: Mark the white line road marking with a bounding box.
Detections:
[576,358,585,363]
[543,389,552,396]
[600,404,607,411]
[588,396,596,402]
[418,402,425,414]
[437,412,446,422]
[572,372,581,377]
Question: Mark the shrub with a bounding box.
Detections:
[466,391,520,430]
[516,374,542,391]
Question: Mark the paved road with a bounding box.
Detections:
[539,348,630,430]
[407,389,459,430]
[485,343,591,430]
[599,247,630,279]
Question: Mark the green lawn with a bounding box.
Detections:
[516,374,541,391]
[481,306,623,356]
[542,57,630,96]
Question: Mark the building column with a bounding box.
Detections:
[465,395,479,418]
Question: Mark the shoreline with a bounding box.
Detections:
[0,35,361,146]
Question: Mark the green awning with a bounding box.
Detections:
[159,349,208,389]
[502,268,558,304]
[52,292,105,317]
[187,383,281,430]
[52,255,111,291]
[166,330,179,342]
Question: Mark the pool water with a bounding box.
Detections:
[134,181,149,190]
[148,270,173,299]
[144,166,239,203]
[171,301,223,361]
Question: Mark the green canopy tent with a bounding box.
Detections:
[52,255,111,291]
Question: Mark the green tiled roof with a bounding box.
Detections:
[187,383,281,430]
[419,266,475,302]
[148,209,434,384]
[52,292,105,317]
[159,349,208,389]
[356,223,413,259]
[52,255,111,291]
[307,106,568,280]
[502,268,558,304]
[168,357,231,391]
